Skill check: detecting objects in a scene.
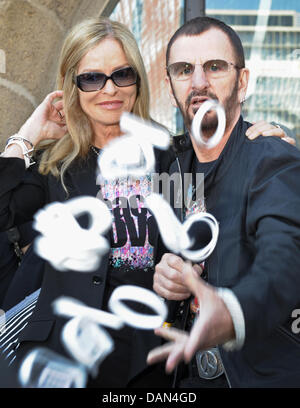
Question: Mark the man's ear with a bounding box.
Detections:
[165,75,178,108]
[238,68,249,103]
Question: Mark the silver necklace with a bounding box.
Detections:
[91,146,100,156]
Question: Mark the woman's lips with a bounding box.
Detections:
[97,100,123,110]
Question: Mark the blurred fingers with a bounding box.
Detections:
[282,136,296,146]
[165,342,186,373]
[147,342,175,365]
[147,327,189,372]
[192,263,204,276]
[154,326,189,342]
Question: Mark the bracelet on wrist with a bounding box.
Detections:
[6,135,34,150]
[4,135,35,169]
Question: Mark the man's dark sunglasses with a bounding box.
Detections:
[75,66,138,92]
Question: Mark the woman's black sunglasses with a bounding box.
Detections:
[75,66,138,92]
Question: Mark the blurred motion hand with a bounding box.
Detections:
[148,261,234,373]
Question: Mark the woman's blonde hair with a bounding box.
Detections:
[39,17,150,183]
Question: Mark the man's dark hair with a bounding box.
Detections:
[166,16,245,69]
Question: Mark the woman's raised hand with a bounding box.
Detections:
[18,90,67,146]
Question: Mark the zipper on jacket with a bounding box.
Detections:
[176,152,233,388]
[175,156,184,223]
[217,346,232,388]
[209,261,232,387]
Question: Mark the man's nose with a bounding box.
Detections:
[191,65,209,89]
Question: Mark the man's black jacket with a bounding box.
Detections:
[169,116,300,387]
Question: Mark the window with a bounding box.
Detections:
[110,0,185,135]
[206,0,300,142]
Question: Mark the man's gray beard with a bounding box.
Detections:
[191,106,218,132]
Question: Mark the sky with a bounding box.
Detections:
[206,0,300,12]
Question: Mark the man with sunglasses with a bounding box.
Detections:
[148,16,300,388]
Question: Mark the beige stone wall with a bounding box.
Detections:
[0,0,117,150]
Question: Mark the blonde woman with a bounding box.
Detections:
[0,17,171,388]
[0,17,291,388]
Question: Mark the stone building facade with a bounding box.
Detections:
[0,0,117,149]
